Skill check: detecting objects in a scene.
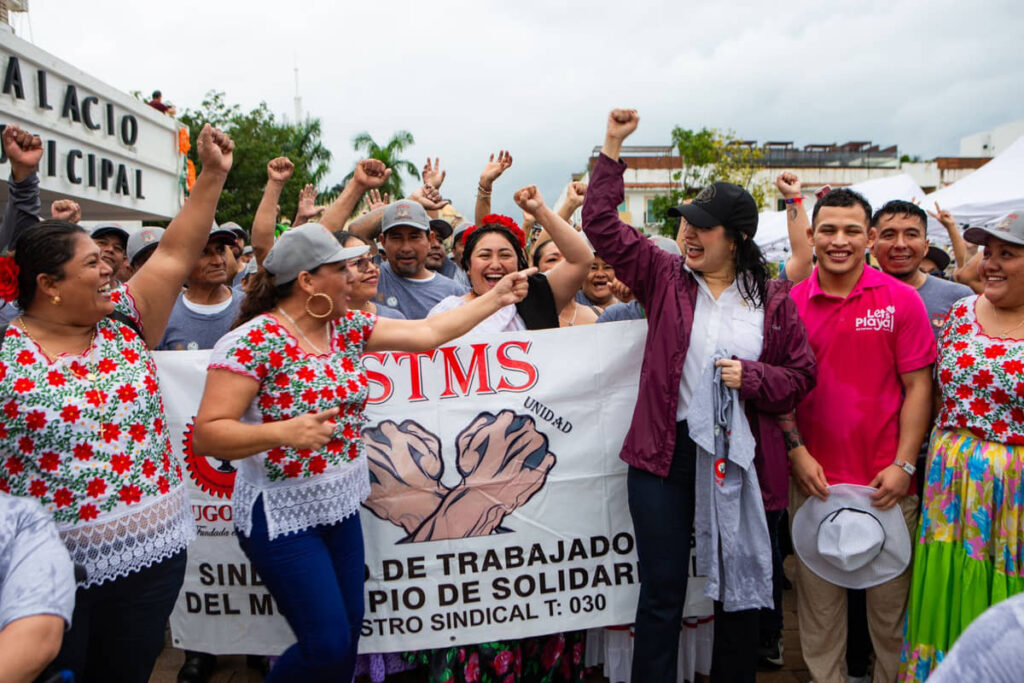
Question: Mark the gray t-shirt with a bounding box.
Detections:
[157,289,244,350]
[916,275,973,339]
[596,300,646,323]
[375,263,467,320]
[0,493,75,630]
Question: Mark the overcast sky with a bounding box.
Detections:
[9,0,1023,217]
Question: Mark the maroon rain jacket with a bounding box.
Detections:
[582,153,816,510]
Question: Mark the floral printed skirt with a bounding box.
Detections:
[403,632,586,683]
[900,428,1024,681]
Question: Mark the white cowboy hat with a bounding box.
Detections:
[792,484,911,589]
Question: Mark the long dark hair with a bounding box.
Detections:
[13,220,87,309]
[724,227,769,308]
[460,225,529,274]
[234,269,295,327]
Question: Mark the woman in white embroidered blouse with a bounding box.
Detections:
[193,221,534,682]
[0,125,233,681]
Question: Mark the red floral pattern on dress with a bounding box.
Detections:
[209,311,375,481]
[0,286,185,524]
[937,295,1024,445]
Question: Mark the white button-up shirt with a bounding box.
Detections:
[677,275,765,421]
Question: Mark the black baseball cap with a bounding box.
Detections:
[668,182,758,237]
[429,219,453,240]
[925,245,951,272]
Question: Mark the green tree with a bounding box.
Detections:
[649,127,773,237]
[340,130,420,200]
[178,90,332,230]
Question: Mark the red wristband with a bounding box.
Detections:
[785,197,804,204]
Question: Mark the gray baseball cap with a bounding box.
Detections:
[90,222,130,245]
[452,220,474,243]
[127,226,165,265]
[263,222,368,284]
[964,211,1024,247]
[220,221,248,241]
[381,201,430,234]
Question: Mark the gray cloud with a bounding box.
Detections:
[15,0,1024,218]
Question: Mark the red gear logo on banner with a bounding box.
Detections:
[182,417,237,499]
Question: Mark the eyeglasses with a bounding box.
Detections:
[347,254,381,273]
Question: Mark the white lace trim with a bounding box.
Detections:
[234,461,370,540]
[59,485,197,588]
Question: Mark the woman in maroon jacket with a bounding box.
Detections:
[583,110,816,682]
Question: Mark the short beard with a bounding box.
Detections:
[390,258,422,278]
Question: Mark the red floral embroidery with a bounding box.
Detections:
[116,384,138,403]
[956,354,976,369]
[28,479,47,498]
[52,488,72,508]
[38,452,59,472]
[101,423,121,443]
[25,410,46,430]
[129,423,147,443]
[142,459,156,478]
[60,405,80,423]
[86,477,106,498]
[47,370,66,386]
[97,358,117,374]
[13,377,34,393]
[73,443,94,461]
[78,503,98,521]
[119,484,142,505]
[110,454,131,474]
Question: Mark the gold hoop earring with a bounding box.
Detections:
[305,292,334,319]
[51,295,62,305]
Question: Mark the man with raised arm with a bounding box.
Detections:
[785,187,935,683]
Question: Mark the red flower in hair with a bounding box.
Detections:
[462,214,526,248]
[0,256,19,301]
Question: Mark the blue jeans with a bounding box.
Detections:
[238,496,365,683]
[45,550,187,683]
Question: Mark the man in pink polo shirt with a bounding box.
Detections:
[786,188,935,683]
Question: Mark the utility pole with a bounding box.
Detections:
[293,64,303,123]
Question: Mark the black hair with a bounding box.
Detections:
[871,199,927,230]
[152,90,161,99]
[811,188,873,226]
[13,220,88,310]
[460,225,528,273]
[724,226,769,308]
[531,239,555,268]
[335,230,372,248]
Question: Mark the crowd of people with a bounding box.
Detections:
[0,105,1020,683]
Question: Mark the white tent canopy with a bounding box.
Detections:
[920,134,1024,240]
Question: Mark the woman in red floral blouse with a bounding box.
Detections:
[193,221,535,682]
[0,125,233,682]
[902,213,1024,680]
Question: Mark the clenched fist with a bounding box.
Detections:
[606,109,639,141]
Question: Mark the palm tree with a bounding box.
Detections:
[343,130,419,199]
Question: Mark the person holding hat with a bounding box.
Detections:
[780,186,935,683]
[901,211,1024,680]
[583,109,816,681]
[192,221,535,682]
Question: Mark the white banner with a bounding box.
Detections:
[165,322,711,655]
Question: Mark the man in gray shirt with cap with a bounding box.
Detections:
[370,201,467,319]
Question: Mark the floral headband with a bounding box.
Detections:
[461,214,526,248]
[0,255,19,301]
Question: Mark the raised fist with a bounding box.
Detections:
[196,124,234,175]
[1,125,43,181]
[566,181,588,207]
[353,159,391,190]
[513,185,545,214]
[50,199,82,224]
[480,151,513,188]
[775,172,801,198]
[456,410,555,503]
[606,109,639,141]
[362,420,449,534]
[267,157,295,184]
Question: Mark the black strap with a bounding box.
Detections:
[0,311,143,348]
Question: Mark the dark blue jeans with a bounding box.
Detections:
[45,549,187,683]
[238,496,365,683]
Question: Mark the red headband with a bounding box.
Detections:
[462,214,526,248]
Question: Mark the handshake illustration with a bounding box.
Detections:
[362,410,557,543]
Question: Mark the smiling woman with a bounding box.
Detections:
[0,124,235,682]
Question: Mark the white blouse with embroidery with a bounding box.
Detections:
[208,310,376,539]
[0,287,196,587]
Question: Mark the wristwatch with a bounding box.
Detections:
[892,459,916,477]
